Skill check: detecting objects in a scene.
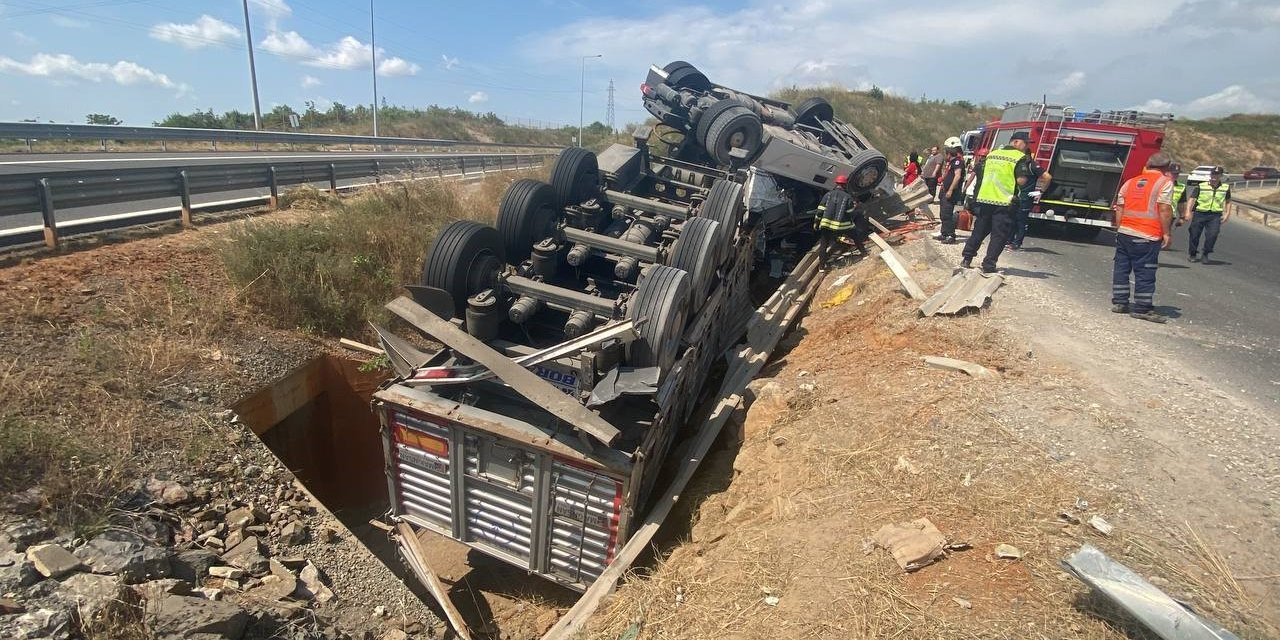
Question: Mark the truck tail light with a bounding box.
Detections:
[410,368,459,381]
[394,423,449,458]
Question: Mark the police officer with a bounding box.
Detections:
[1168,162,1188,227]
[962,132,1036,273]
[1185,166,1232,264]
[814,174,868,265]
[1111,153,1174,323]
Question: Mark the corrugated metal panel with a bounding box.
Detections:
[393,414,453,531]
[548,460,622,585]
[919,269,1005,317]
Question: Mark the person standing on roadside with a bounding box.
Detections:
[961,133,1035,273]
[962,147,988,214]
[1167,163,1188,227]
[903,151,922,186]
[1111,153,1174,323]
[1008,155,1050,251]
[1185,166,1232,264]
[922,146,944,202]
[934,140,966,244]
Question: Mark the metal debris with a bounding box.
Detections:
[919,269,1004,317]
[1088,515,1114,536]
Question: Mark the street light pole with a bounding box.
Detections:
[579,54,602,147]
[370,0,379,137]
[241,0,262,130]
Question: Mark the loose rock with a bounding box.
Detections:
[994,544,1024,560]
[56,572,128,624]
[4,520,54,551]
[279,521,308,546]
[171,549,219,582]
[297,562,335,603]
[26,544,85,579]
[221,536,270,577]
[145,594,250,640]
[74,530,171,584]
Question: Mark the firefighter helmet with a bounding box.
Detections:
[834,174,849,186]
[944,136,962,150]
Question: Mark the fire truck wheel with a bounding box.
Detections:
[793,97,834,128]
[663,61,712,92]
[627,265,691,373]
[669,217,721,304]
[421,221,506,318]
[704,106,763,166]
[696,98,750,151]
[700,179,744,251]
[548,147,600,208]
[844,149,890,192]
[497,179,559,262]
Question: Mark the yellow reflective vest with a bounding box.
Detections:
[1194,182,1229,213]
[976,147,1024,206]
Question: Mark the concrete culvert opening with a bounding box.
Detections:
[232,355,388,534]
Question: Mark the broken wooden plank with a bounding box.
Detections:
[338,338,383,356]
[923,355,997,379]
[396,523,474,640]
[868,233,927,301]
[868,217,891,235]
[385,296,621,445]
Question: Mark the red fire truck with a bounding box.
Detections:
[962,103,1172,238]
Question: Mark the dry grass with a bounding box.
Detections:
[585,245,1275,639]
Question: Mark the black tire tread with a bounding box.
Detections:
[696,98,750,149]
[548,147,599,208]
[669,217,720,304]
[627,265,690,372]
[843,148,889,192]
[793,96,835,127]
[421,220,505,319]
[700,179,744,249]
[704,106,763,166]
[496,179,557,262]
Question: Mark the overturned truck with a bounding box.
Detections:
[369,62,909,602]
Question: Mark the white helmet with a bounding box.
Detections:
[944,136,962,150]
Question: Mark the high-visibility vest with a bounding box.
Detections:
[1171,181,1186,208]
[1116,169,1171,241]
[1194,182,1229,213]
[975,147,1024,206]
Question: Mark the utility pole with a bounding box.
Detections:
[370,0,379,137]
[579,54,601,147]
[241,0,262,130]
[606,79,615,133]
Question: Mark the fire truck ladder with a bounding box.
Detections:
[1033,104,1071,169]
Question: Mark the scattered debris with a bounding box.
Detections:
[873,518,948,572]
[923,355,998,379]
[0,597,25,614]
[894,455,920,475]
[26,544,84,579]
[952,597,972,610]
[1058,511,1081,525]
[822,283,856,309]
[868,233,927,300]
[919,268,1004,317]
[1062,544,1240,640]
[828,273,852,289]
[962,472,973,487]
[994,544,1023,560]
[764,594,780,607]
[1088,515,1114,536]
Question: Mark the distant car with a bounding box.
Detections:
[1186,165,1217,183]
[1243,166,1280,180]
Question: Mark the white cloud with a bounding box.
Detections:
[0,52,189,95]
[301,74,321,88]
[261,31,417,76]
[468,91,489,104]
[11,30,35,45]
[1051,71,1086,97]
[440,54,459,71]
[250,0,292,19]
[50,15,88,29]
[1130,86,1278,118]
[150,15,240,49]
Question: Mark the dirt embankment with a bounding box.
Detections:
[585,238,1275,639]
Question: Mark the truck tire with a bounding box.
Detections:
[549,147,599,208]
[843,149,889,192]
[663,61,712,92]
[704,106,762,166]
[668,217,721,305]
[627,265,690,373]
[695,98,750,150]
[700,179,744,251]
[421,221,506,319]
[793,97,834,128]
[496,179,559,263]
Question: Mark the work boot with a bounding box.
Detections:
[1111,303,1129,314]
[960,258,972,269]
[1189,253,1200,262]
[1130,310,1167,324]
[1201,253,1212,265]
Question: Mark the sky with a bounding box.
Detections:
[1,0,1278,129]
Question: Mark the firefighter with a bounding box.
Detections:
[1185,166,1232,264]
[961,133,1035,273]
[1111,152,1175,323]
[815,174,868,265]
[1168,163,1188,227]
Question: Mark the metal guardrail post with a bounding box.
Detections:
[437,161,444,180]
[25,138,32,152]
[161,140,166,152]
[99,138,106,152]
[460,157,467,177]
[328,163,338,194]
[268,166,279,210]
[38,178,58,249]
[481,156,487,174]
[373,161,381,184]
[178,170,193,227]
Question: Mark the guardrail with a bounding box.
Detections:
[0,152,558,249]
[1228,178,1280,191]
[1232,197,1279,229]
[0,121,564,152]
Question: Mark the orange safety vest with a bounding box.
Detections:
[1116,169,1171,241]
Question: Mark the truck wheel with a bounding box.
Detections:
[549,147,599,208]
[704,106,762,166]
[421,221,506,318]
[668,217,721,304]
[663,61,712,92]
[793,97,834,128]
[696,98,749,151]
[496,179,559,262]
[700,179,744,250]
[627,265,690,373]
[843,149,889,192]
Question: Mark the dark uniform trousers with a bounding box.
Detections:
[1187,211,1222,257]
[1112,233,1160,313]
[961,203,1014,270]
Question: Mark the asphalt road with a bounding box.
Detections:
[995,217,1280,408]
[0,151,515,239]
